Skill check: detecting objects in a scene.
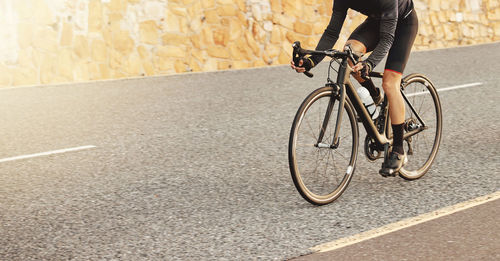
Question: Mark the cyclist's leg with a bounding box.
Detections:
[383,72,405,124]
[384,9,419,75]
[380,9,419,175]
[383,8,419,134]
[380,70,407,176]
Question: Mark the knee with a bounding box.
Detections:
[382,80,399,96]
[345,40,367,54]
[382,71,403,96]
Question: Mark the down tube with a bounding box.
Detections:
[345,81,389,145]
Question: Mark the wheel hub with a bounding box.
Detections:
[404,118,419,132]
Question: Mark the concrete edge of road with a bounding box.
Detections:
[309,191,500,253]
[1,41,500,92]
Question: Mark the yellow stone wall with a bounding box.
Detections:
[0,0,499,87]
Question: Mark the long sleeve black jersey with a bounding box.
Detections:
[311,0,414,68]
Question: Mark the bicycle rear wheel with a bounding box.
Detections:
[289,86,358,205]
[399,74,442,180]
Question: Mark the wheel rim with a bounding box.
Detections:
[399,77,442,179]
[291,90,357,203]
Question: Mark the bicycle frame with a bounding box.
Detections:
[292,41,427,151]
[325,56,427,150]
[324,57,390,149]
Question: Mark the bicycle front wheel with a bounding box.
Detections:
[289,86,358,205]
[399,74,442,180]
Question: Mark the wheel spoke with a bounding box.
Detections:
[289,89,357,204]
[398,77,441,180]
[305,118,318,141]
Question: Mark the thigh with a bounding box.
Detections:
[348,18,380,52]
[385,10,419,74]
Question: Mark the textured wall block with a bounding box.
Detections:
[294,21,314,35]
[13,68,38,86]
[217,4,237,16]
[207,45,230,59]
[0,0,498,87]
[140,20,159,44]
[91,39,107,62]
[157,46,186,59]
[73,35,90,60]
[89,0,104,32]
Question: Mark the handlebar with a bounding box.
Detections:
[292,41,361,78]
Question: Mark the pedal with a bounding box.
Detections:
[379,168,399,177]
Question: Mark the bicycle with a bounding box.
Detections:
[288,42,442,205]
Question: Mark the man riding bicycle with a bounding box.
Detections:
[291,0,418,176]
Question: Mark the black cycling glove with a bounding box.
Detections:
[300,57,315,72]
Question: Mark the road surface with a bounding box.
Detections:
[0,43,499,260]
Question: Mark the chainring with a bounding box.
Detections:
[364,135,383,162]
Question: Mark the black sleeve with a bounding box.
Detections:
[365,1,398,68]
[309,2,348,67]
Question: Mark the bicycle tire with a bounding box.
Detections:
[399,73,442,180]
[289,86,359,205]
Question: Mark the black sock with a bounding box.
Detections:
[392,123,405,154]
[360,80,380,99]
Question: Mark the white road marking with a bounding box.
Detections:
[310,191,500,253]
[0,145,97,163]
[406,82,483,97]
[437,82,483,92]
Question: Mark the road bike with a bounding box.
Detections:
[288,42,442,205]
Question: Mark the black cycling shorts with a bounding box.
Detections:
[349,9,418,74]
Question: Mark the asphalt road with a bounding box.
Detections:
[293,196,500,260]
[0,43,499,260]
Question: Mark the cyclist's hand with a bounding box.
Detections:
[291,58,313,73]
[353,60,372,79]
[291,59,305,73]
[352,62,363,73]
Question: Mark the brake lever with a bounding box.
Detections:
[345,45,358,64]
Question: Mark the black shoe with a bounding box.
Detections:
[379,151,407,177]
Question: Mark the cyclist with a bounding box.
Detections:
[291,0,418,176]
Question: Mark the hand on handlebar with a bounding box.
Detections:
[290,58,313,73]
[352,60,372,79]
[290,59,312,73]
[290,59,305,73]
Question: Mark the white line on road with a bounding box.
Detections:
[438,82,483,92]
[406,82,483,97]
[310,191,500,253]
[0,145,97,163]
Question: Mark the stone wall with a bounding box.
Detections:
[0,0,499,87]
